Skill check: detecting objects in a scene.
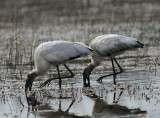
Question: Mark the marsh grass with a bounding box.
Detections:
[0,0,159,86]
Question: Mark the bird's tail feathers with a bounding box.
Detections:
[136,41,144,48]
[88,47,93,52]
[74,42,93,53]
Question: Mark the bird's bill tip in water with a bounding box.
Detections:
[96,78,102,82]
[25,73,36,91]
[25,78,32,91]
[83,74,87,87]
[83,72,90,87]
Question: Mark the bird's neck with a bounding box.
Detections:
[90,62,99,69]
[30,69,39,76]
[91,51,102,66]
[84,62,99,75]
[84,51,102,75]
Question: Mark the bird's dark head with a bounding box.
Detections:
[83,64,94,87]
[25,72,37,91]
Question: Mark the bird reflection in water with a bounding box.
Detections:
[25,87,146,117]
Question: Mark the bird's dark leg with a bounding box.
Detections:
[113,87,124,103]
[40,64,74,88]
[56,66,61,89]
[96,58,123,83]
[63,64,74,78]
[113,58,123,73]
[111,58,116,85]
[65,99,76,112]
[113,87,116,103]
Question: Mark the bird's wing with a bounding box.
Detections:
[90,34,143,56]
[39,41,92,63]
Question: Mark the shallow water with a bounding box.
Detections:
[1,69,160,118]
[0,0,160,118]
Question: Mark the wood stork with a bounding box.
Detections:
[25,41,93,91]
[83,34,144,87]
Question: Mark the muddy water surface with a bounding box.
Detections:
[1,69,160,118]
[0,0,160,118]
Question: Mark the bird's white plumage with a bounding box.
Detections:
[90,34,141,57]
[83,34,144,86]
[33,41,92,75]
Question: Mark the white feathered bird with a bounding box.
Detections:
[25,41,93,91]
[83,34,144,87]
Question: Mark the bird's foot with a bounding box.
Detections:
[96,77,103,82]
